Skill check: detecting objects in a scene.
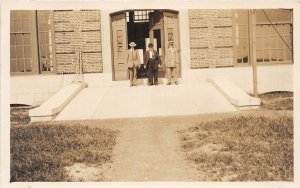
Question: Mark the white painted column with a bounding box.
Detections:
[101,10,113,74]
[178,10,191,70]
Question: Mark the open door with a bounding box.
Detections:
[148,10,181,78]
[163,10,181,77]
[149,10,165,77]
[111,13,128,80]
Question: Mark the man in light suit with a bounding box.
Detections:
[165,40,179,85]
[144,43,161,86]
[126,42,141,87]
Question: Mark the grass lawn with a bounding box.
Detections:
[179,92,293,181]
[10,107,118,182]
[259,91,293,111]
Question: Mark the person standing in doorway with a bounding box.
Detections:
[165,40,179,85]
[144,43,161,86]
[126,42,141,87]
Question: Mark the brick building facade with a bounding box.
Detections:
[53,10,103,74]
[189,10,235,68]
[9,9,293,105]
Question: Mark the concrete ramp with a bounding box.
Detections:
[208,78,261,109]
[29,83,87,121]
[55,82,237,121]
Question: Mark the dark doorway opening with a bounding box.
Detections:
[126,10,151,78]
[154,29,162,50]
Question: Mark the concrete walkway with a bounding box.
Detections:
[55,81,237,121]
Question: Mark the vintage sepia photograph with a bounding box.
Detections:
[2,1,296,186]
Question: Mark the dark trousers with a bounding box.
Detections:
[147,69,158,85]
[147,58,158,85]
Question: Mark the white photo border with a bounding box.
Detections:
[1,0,299,188]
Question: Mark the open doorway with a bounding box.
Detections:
[110,9,180,81]
[126,10,152,78]
[126,10,164,78]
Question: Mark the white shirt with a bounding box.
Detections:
[149,50,154,58]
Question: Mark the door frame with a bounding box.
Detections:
[163,10,181,77]
[109,9,181,81]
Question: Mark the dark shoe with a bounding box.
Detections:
[130,84,133,87]
[154,83,159,85]
[175,81,178,85]
[167,82,171,85]
[148,83,153,86]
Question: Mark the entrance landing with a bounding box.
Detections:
[55,81,237,121]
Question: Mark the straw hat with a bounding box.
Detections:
[168,40,174,44]
[129,42,137,46]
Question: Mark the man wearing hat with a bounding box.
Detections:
[165,39,179,85]
[126,42,141,87]
[144,43,161,85]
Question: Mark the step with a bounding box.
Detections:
[29,82,88,122]
[54,82,237,121]
[207,78,261,109]
[88,78,173,88]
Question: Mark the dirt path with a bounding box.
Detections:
[102,122,198,181]
[64,112,261,181]
[64,112,253,181]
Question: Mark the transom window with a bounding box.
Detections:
[126,10,154,23]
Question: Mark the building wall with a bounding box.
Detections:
[53,10,103,74]
[11,73,113,106]
[11,64,293,106]
[181,64,293,94]
[10,9,294,106]
[178,10,191,70]
[188,10,234,68]
[100,10,113,74]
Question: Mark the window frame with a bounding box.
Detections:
[36,10,57,74]
[10,10,57,76]
[233,10,251,67]
[233,9,293,67]
[255,9,293,65]
[10,10,39,75]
